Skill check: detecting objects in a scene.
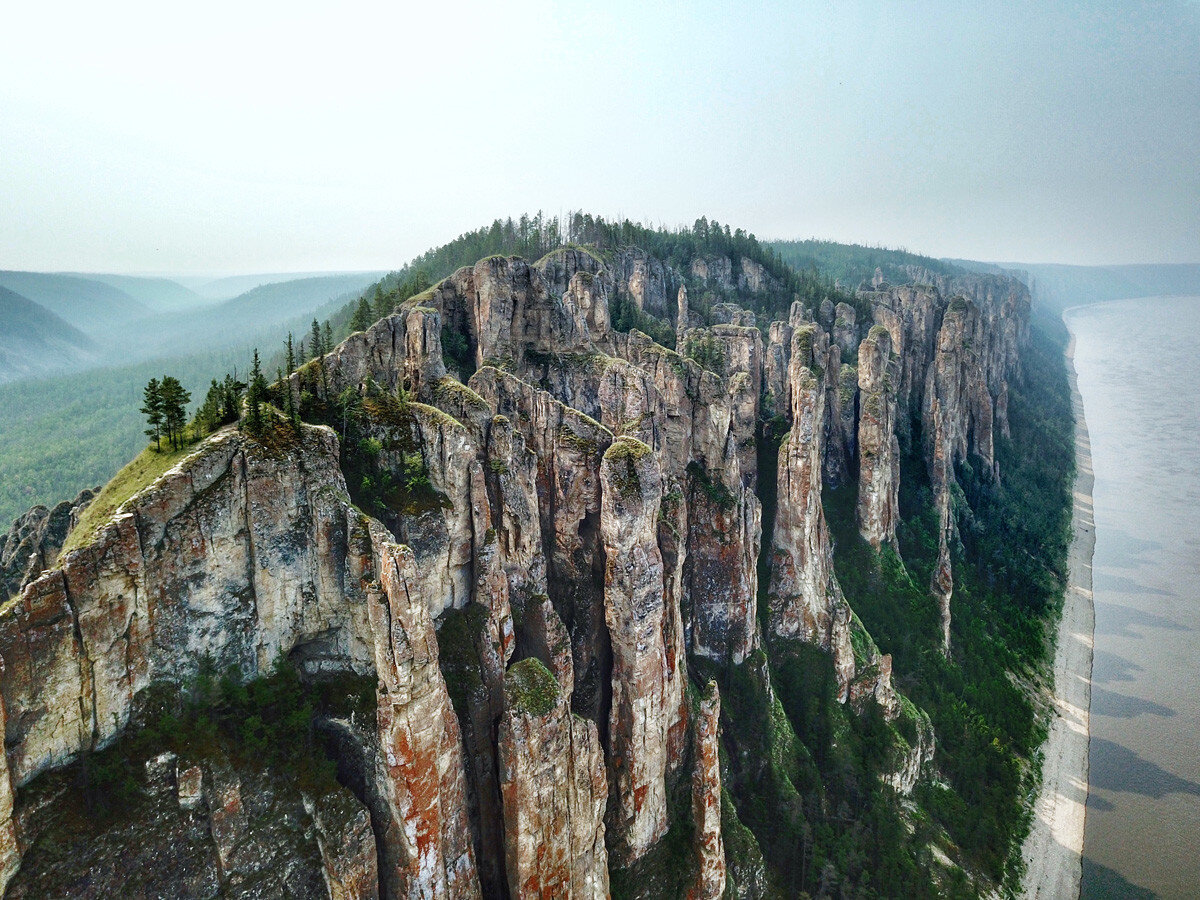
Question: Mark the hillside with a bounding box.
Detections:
[0,271,149,339]
[0,222,1074,898]
[770,238,965,289]
[952,260,1200,315]
[131,272,385,359]
[0,286,94,384]
[81,273,210,312]
[190,270,383,302]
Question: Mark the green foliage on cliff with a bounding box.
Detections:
[817,316,1075,891]
[770,239,964,290]
[60,661,374,821]
[59,437,200,560]
[436,602,490,718]
[680,330,726,375]
[505,657,559,716]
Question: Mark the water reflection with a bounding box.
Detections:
[1092,601,1188,638]
[1090,649,1142,685]
[1089,686,1176,720]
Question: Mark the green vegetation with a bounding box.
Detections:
[610,293,677,348]
[686,461,736,512]
[813,316,1074,892]
[59,439,200,559]
[436,603,490,717]
[604,437,653,500]
[146,375,191,450]
[680,330,725,375]
[770,239,964,290]
[68,661,375,819]
[504,657,559,716]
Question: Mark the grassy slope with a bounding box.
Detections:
[59,440,200,559]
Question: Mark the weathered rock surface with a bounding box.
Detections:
[498,657,609,899]
[689,681,725,900]
[601,437,673,862]
[0,487,96,602]
[856,325,901,549]
[0,238,1032,896]
[767,328,856,696]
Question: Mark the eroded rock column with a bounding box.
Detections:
[498,658,609,899]
[367,534,480,899]
[600,437,669,861]
[857,326,900,550]
[689,681,725,900]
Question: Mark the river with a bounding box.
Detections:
[1066,296,1200,899]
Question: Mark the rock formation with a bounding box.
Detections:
[0,237,1030,896]
[856,325,900,549]
[498,658,608,899]
[689,681,725,900]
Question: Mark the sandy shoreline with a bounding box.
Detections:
[1019,327,1096,899]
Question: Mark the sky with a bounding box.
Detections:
[1,0,1197,273]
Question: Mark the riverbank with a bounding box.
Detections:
[1019,328,1095,899]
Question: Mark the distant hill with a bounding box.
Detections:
[0,286,95,383]
[133,273,385,359]
[947,261,1200,315]
[191,271,384,302]
[0,272,148,339]
[770,239,965,289]
[79,274,209,313]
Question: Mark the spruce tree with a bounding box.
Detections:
[350,296,373,332]
[247,349,265,434]
[199,379,222,434]
[159,376,191,450]
[372,284,390,321]
[141,378,164,450]
[222,373,243,425]
[310,319,328,400]
[284,332,299,426]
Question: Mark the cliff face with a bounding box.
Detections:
[0,487,96,603]
[856,325,900,550]
[0,240,1030,897]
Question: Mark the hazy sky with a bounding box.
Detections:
[2,1,1197,273]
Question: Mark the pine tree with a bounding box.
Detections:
[350,300,372,336]
[198,379,222,434]
[310,319,327,400]
[322,322,334,399]
[284,333,298,428]
[246,349,266,434]
[222,373,244,424]
[373,284,391,321]
[141,378,164,450]
[159,376,191,450]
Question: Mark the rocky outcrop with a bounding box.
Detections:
[9,746,378,899]
[0,487,96,602]
[0,425,480,898]
[0,238,1034,895]
[689,681,725,900]
[601,437,673,862]
[368,535,479,899]
[305,790,381,900]
[498,658,609,899]
[856,272,1030,652]
[767,327,855,696]
[613,249,675,319]
[856,326,900,549]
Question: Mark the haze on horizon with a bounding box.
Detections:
[2,0,1196,275]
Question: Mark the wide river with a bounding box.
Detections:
[1067,296,1200,899]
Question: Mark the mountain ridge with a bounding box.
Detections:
[0,221,1073,898]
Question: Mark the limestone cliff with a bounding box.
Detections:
[0,236,1031,898]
